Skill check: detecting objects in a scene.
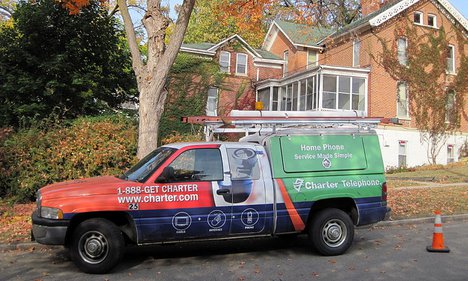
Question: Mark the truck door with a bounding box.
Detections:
[215,145,268,235]
[138,147,231,242]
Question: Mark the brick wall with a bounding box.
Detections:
[323,0,467,132]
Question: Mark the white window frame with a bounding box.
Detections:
[447,145,455,163]
[397,38,408,66]
[445,89,456,123]
[398,140,407,168]
[397,81,409,118]
[307,49,318,68]
[206,87,218,116]
[219,51,231,73]
[353,39,360,67]
[447,45,456,74]
[283,50,289,76]
[235,53,248,76]
[413,11,423,25]
[427,14,437,28]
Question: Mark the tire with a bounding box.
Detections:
[70,218,125,274]
[309,208,354,256]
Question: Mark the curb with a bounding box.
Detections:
[2,214,467,251]
[376,213,468,227]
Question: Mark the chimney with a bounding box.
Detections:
[361,0,388,16]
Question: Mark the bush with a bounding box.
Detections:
[0,114,138,202]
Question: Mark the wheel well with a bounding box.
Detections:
[65,212,137,246]
[307,198,358,226]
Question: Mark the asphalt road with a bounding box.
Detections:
[1,220,467,281]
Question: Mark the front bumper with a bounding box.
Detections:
[31,210,69,245]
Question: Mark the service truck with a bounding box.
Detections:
[32,117,390,273]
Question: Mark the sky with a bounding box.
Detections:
[447,0,468,18]
[164,0,467,23]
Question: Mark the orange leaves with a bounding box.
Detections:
[59,0,91,15]
[387,186,468,220]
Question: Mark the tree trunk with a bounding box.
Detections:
[136,72,169,159]
[117,0,195,159]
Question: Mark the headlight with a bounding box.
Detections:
[40,207,63,220]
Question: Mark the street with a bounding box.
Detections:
[1,219,467,281]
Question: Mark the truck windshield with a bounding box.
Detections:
[120,147,176,183]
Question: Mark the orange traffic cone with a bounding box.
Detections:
[426,210,450,253]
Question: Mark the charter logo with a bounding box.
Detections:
[293,179,304,192]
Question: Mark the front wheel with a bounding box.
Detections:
[70,218,125,274]
[309,208,354,256]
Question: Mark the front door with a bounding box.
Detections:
[137,147,231,243]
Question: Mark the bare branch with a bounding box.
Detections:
[116,0,144,74]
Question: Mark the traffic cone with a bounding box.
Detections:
[426,210,450,253]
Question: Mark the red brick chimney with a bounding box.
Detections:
[361,0,388,16]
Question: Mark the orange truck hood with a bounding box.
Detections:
[40,176,130,200]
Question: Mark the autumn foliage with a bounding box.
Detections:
[0,115,138,202]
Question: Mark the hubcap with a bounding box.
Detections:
[322,219,347,248]
[78,231,109,264]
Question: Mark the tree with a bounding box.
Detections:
[60,0,195,158]
[212,0,361,46]
[374,21,467,164]
[0,0,137,126]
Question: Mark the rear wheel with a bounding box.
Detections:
[309,208,354,256]
[70,218,124,274]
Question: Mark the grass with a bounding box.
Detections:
[0,162,467,245]
[386,160,468,183]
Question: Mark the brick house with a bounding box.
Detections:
[180,35,283,116]
[181,0,467,168]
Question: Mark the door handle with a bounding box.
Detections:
[216,188,230,195]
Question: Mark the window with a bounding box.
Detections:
[447,145,455,163]
[306,77,316,110]
[220,51,230,73]
[322,75,365,111]
[353,39,360,67]
[164,149,223,182]
[398,141,407,167]
[397,38,407,66]
[283,50,289,76]
[414,11,423,24]
[445,90,456,123]
[447,45,455,74]
[323,76,337,109]
[307,50,317,68]
[397,82,409,118]
[272,87,279,111]
[206,87,218,116]
[236,53,247,75]
[428,14,437,27]
[258,88,270,111]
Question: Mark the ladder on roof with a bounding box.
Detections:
[182,115,392,141]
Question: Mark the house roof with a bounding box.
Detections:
[274,20,334,47]
[328,0,468,41]
[181,34,283,61]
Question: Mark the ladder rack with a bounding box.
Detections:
[182,115,391,141]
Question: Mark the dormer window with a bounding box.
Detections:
[236,53,248,75]
[428,14,437,28]
[220,51,231,73]
[414,12,423,24]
